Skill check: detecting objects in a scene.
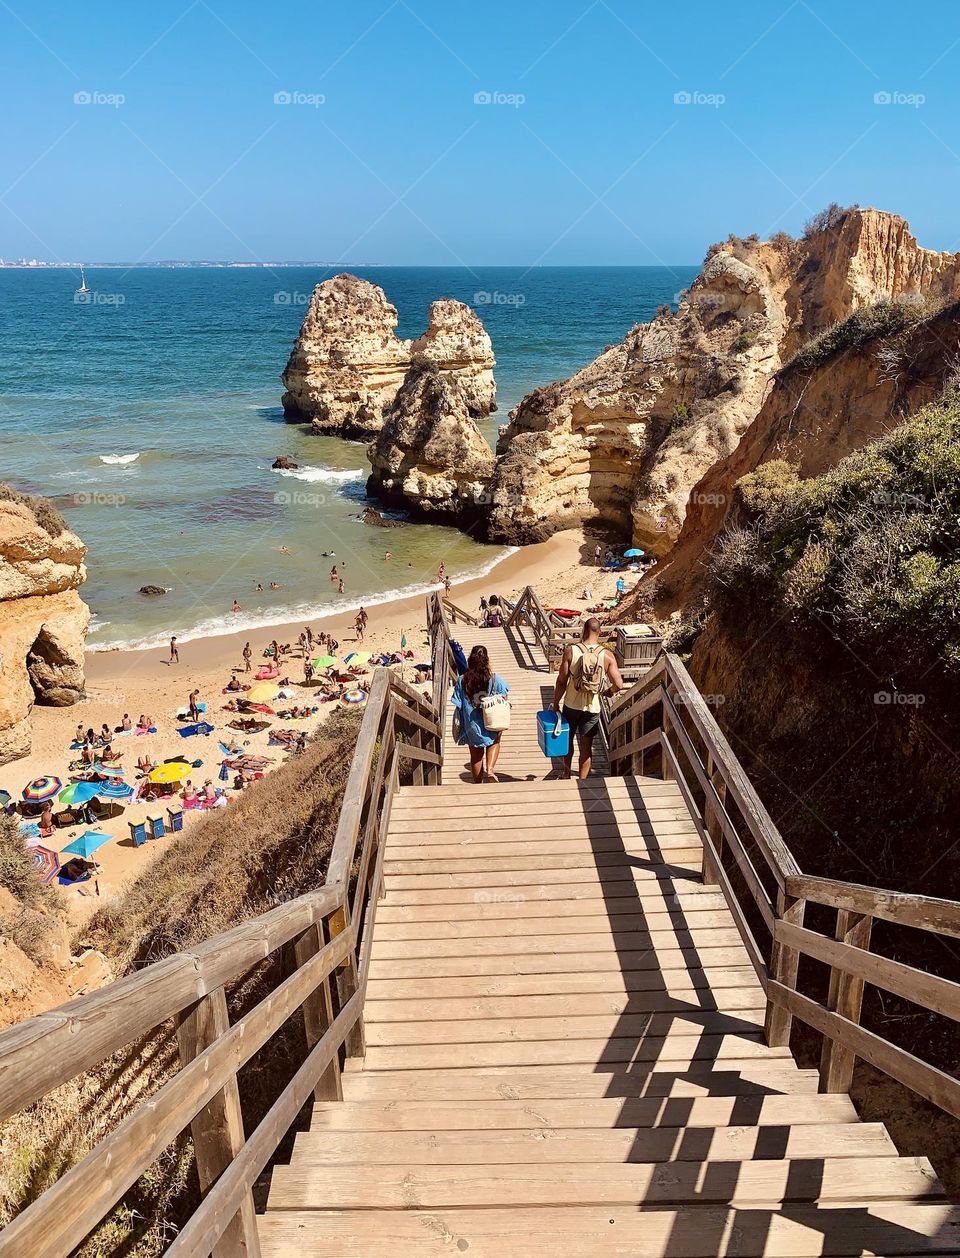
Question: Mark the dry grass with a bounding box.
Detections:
[0,483,68,537]
[0,814,55,963]
[0,708,362,1255]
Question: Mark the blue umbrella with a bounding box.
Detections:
[98,780,134,800]
[61,831,112,860]
[624,548,645,558]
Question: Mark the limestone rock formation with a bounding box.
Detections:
[366,363,495,524]
[0,490,90,765]
[281,275,495,440]
[487,208,960,550]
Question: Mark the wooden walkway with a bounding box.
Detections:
[260,624,959,1256]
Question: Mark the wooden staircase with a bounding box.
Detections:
[259,620,959,1256]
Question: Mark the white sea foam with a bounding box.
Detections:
[88,546,519,653]
[99,452,141,465]
[271,465,364,484]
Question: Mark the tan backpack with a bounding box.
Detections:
[573,644,605,696]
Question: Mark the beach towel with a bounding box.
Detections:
[177,721,215,738]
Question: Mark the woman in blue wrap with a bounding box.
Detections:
[451,644,509,783]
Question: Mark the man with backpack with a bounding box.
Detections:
[551,617,624,779]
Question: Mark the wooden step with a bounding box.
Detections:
[367,944,755,979]
[364,990,767,1022]
[374,889,729,922]
[340,1063,825,1101]
[309,1093,859,1131]
[258,1203,960,1257]
[382,878,717,906]
[385,823,699,847]
[384,852,704,877]
[369,927,746,959]
[383,866,704,890]
[365,966,761,1000]
[290,1122,897,1165]
[270,1154,939,1210]
[372,907,734,940]
[364,1010,768,1046]
[352,1032,790,1071]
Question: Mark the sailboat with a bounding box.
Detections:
[75,266,90,295]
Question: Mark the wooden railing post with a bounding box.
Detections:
[702,753,725,886]
[765,893,805,1046]
[174,987,261,1258]
[661,686,675,782]
[819,910,872,1093]
[329,906,365,1058]
[293,919,343,1101]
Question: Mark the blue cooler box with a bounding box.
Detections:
[537,709,570,758]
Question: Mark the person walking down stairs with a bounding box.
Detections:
[451,644,511,783]
[552,615,623,779]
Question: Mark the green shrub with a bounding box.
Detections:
[732,328,756,354]
[803,201,856,238]
[783,299,931,375]
[0,814,45,907]
[709,395,960,669]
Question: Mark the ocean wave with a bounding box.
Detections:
[88,545,519,653]
[99,452,141,465]
[271,465,365,484]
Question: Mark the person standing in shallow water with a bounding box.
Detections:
[451,644,509,783]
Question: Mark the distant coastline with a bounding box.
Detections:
[0,260,383,269]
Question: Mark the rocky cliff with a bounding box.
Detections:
[487,208,960,549]
[281,275,495,440]
[0,488,90,765]
[366,362,495,524]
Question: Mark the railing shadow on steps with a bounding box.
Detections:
[0,664,445,1258]
[503,583,960,1124]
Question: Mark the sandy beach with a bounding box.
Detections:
[11,529,639,923]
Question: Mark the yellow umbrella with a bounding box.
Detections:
[246,682,280,701]
[148,762,189,785]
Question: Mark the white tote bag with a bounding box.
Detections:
[479,680,511,732]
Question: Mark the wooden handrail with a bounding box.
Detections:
[0,663,444,1258]
[441,595,478,625]
[606,646,960,1120]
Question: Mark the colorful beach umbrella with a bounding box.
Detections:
[148,762,188,785]
[22,776,62,803]
[244,702,274,715]
[30,845,60,883]
[246,682,280,701]
[94,765,125,778]
[98,780,134,800]
[340,687,367,706]
[624,548,645,558]
[312,655,337,669]
[343,651,370,665]
[62,830,112,860]
[58,781,100,806]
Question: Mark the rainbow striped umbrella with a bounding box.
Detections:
[340,687,367,706]
[31,845,60,884]
[22,776,62,803]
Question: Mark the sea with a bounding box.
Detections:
[0,265,697,649]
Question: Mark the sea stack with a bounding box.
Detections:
[281,275,496,440]
[0,488,90,764]
[366,362,495,524]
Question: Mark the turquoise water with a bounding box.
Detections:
[0,265,696,647]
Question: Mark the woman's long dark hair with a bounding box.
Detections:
[463,644,492,700]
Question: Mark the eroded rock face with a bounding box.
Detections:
[488,208,960,549]
[281,276,496,439]
[0,494,90,765]
[366,363,495,524]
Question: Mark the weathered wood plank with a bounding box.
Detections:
[786,873,960,939]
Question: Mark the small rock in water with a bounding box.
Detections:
[356,507,406,529]
[139,585,167,596]
[272,456,300,470]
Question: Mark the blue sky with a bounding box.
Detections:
[3,0,960,264]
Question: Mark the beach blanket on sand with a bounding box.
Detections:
[177,722,215,738]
